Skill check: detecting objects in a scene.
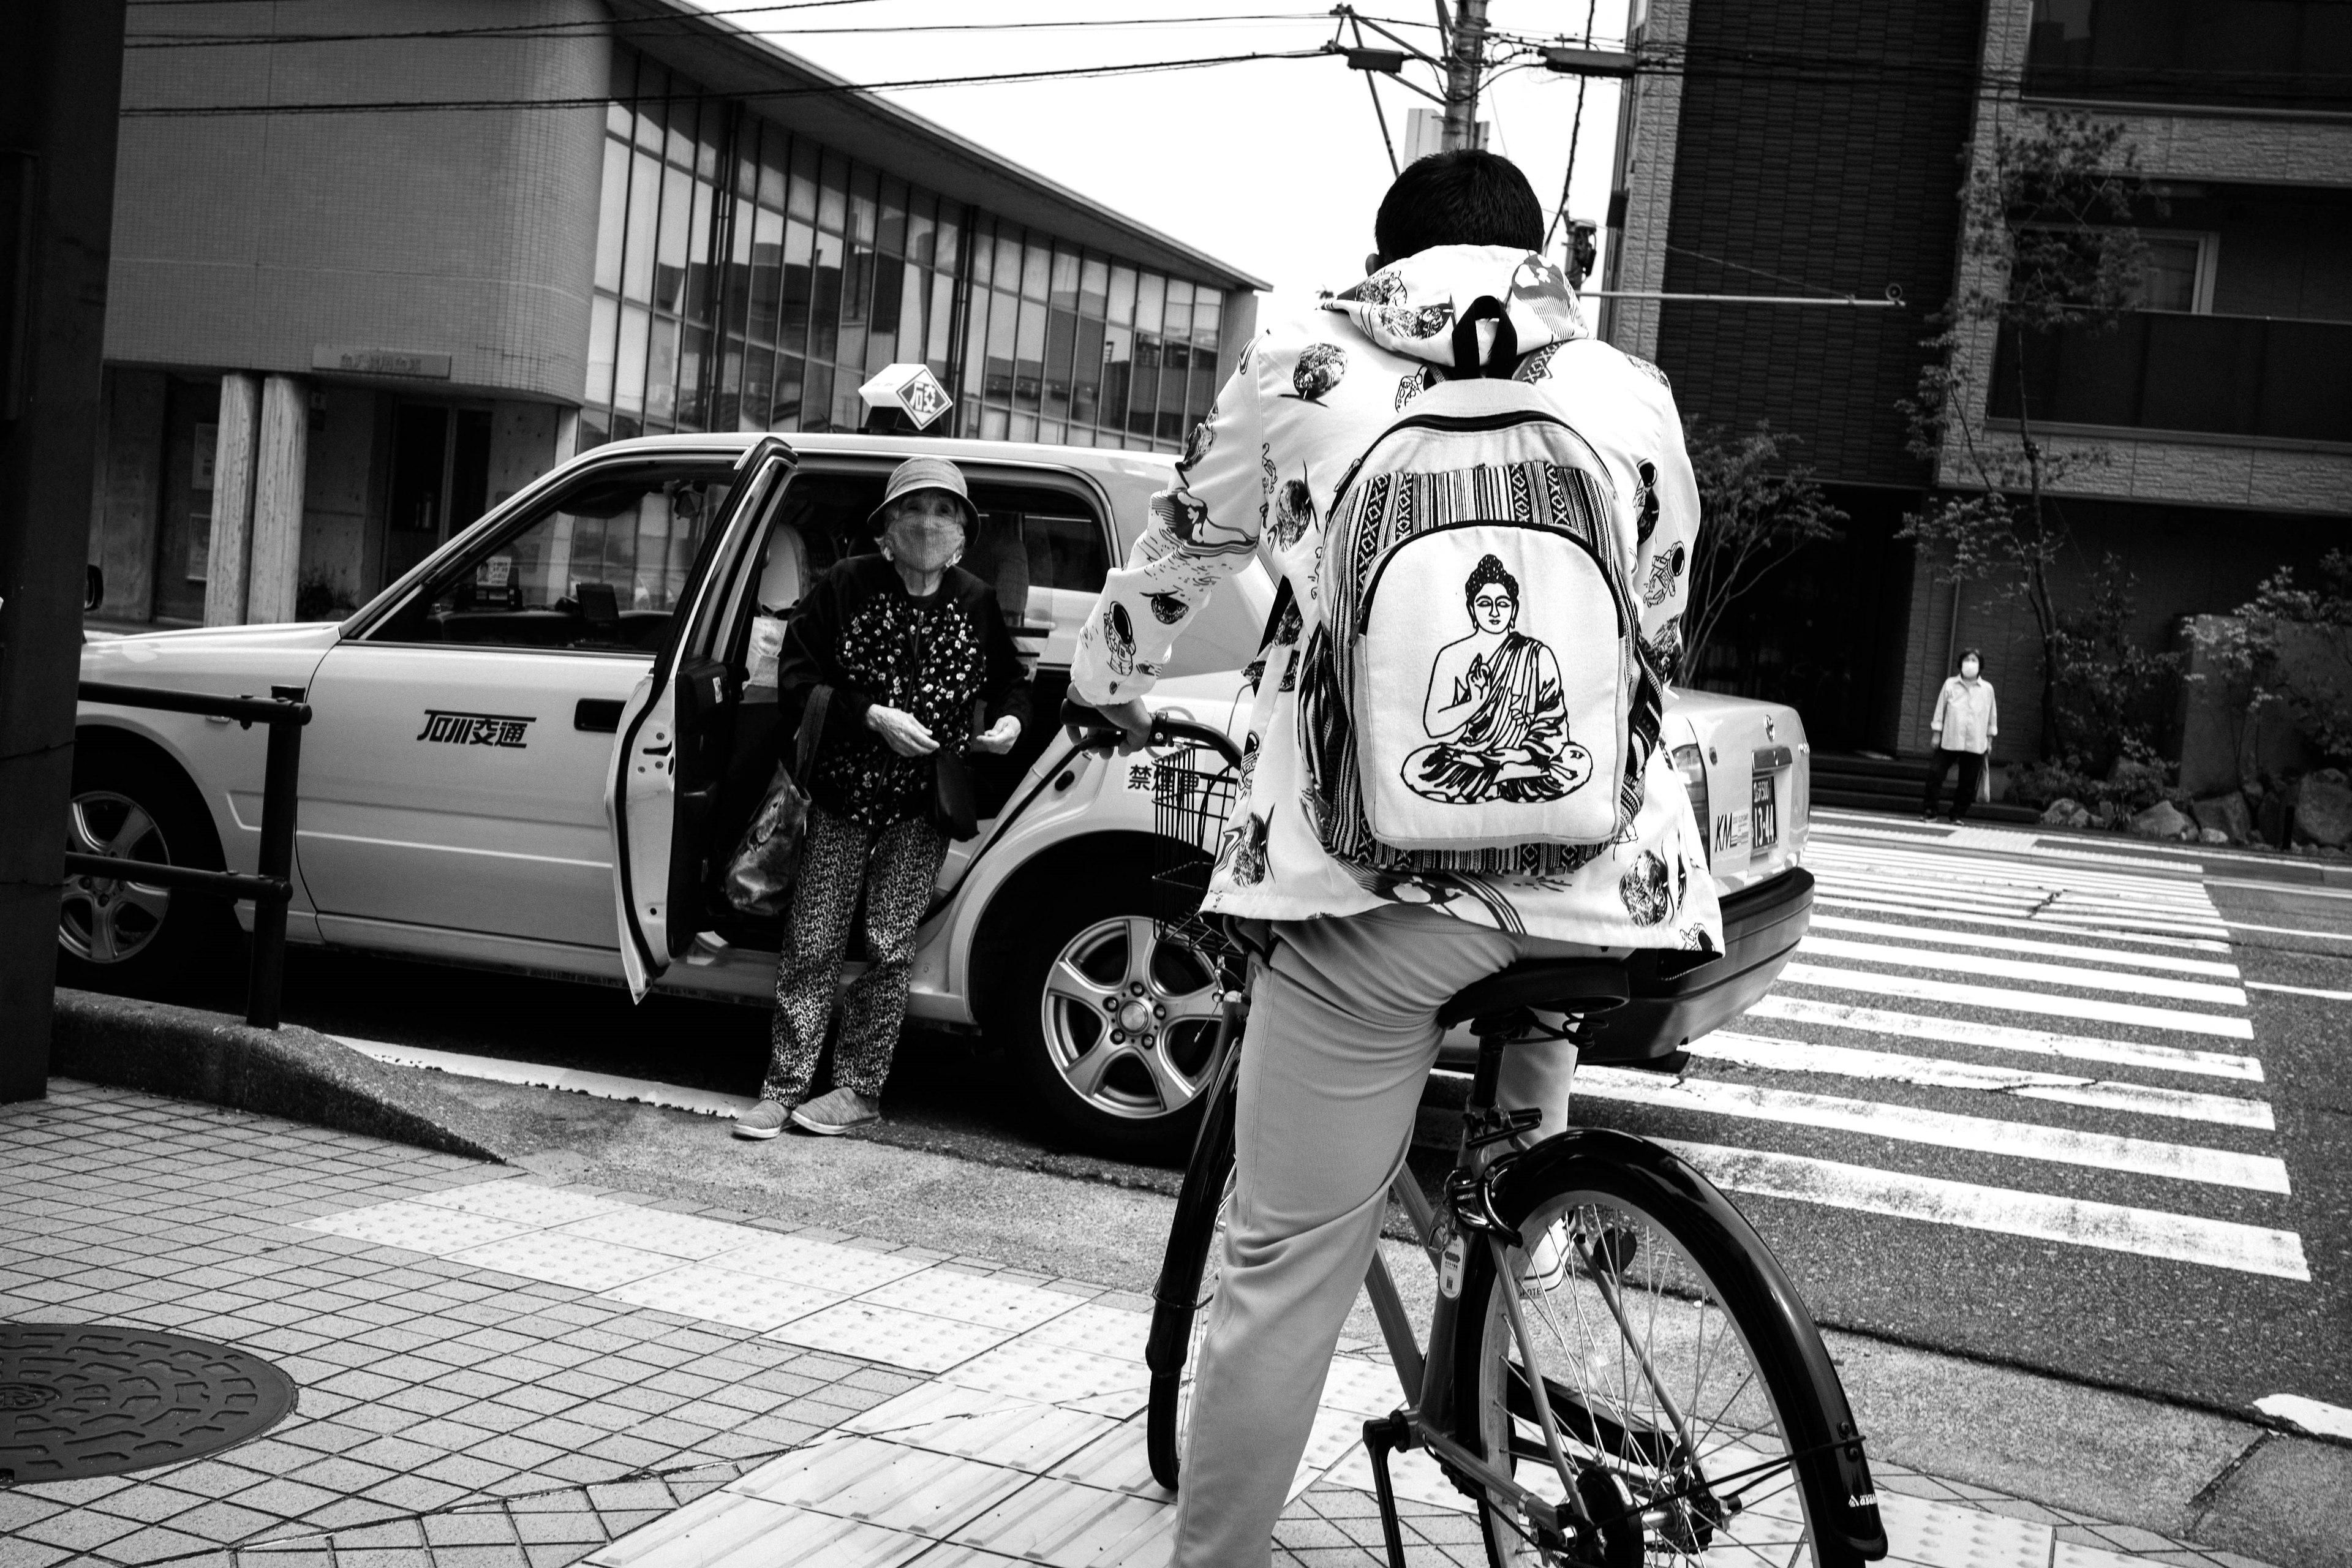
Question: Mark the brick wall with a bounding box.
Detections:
[1653,0,1988,487]
[105,0,608,403]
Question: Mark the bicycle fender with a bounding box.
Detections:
[1486,1128,1888,1561]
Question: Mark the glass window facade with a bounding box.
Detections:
[582,50,1231,454]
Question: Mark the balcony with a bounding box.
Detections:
[1987,311,2352,444]
[2025,0,2352,111]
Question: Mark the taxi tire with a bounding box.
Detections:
[982,869,1216,1165]
[56,735,235,998]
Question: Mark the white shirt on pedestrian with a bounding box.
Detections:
[1932,676,1997,755]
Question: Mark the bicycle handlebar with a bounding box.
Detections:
[1060,695,1245,770]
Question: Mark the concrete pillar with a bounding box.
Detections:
[244,372,310,624]
[554,405,582,465]
[202,371,260,626]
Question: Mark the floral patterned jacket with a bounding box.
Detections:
[1070,246,1721,952]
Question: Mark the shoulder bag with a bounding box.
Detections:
[720,685,831,918]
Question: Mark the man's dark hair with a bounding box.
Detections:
[1374,151,1545,263]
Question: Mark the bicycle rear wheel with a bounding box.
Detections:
[1451,1131,1883,1568]
[1144,1057,1239,1491]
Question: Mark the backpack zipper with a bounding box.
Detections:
[1327,408,1613,514]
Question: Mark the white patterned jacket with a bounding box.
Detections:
[1070,246,1721,953]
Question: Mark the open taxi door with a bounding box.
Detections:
[605,437,796,999]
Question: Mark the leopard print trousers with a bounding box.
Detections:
[761,805,947,1106]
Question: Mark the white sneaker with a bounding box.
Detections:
[790,1088,883,1136]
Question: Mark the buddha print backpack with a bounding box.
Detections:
[1301,301,1649,866]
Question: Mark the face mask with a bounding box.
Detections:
[883,498,965,572]
[1961,660,1980,680]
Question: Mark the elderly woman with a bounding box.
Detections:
[735,458,1030,1140]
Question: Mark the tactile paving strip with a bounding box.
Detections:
[764,1301,1012,1373]
[448,1231,676,1293]
[705,1234,934,1294]
[940,1338,1153,1410]
[601,1263,842,1331]
[417,1179,624,1227]
[1027,1302,1153,1362]
[730,1435,1035,1536]
[1879,1491,2054,1568]
[864,1268,1082,1333]
[300,1199,533,1254]
[558,1207,764,1260]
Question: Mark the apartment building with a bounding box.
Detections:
[86,0,1262,629]
[1601,0,2350,761]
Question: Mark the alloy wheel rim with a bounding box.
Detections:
[59,791,173,965]
[1038,914,1226,1121]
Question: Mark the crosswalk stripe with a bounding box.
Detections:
[2032,908,2236,940]
[1687,1032,2274,1131]
[1810,873,2229,936]
[1814,895,2232,954]
[1808,915,2242,978]
[1654,1140,2310,1281]
[1778,962,2256,1039]
[2244,979,2352,1002]
[1809,841,2219,900]
[1580,1070,2288,1192]
[1798,937,2248,1007]
[1744,995,2263,1080]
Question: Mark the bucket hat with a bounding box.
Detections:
[865,456,977,535]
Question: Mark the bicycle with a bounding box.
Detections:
[1062,698,1888,1568]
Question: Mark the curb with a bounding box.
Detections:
[50,987,514,1162]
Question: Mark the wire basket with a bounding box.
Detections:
[1150,745,1245,966]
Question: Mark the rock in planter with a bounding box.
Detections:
[2040,797,2093,829]
[2293,769,2352,848]
[2130,801,2195,841]
[2190,793,2253,845]
[2199,828,2230,845]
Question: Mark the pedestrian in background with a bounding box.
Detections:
[734,457,1030,1141]
[1924,647,1996,822]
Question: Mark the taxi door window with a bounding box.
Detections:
[371,465,734,650]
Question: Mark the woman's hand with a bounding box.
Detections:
[969,715,1022,755]
[866,704,938,757]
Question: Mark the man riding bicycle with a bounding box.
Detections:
[1068,151,1716,1566]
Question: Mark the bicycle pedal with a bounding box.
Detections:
[1464,1105,1544,1149]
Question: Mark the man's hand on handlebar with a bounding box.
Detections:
[1063,695,1153,755]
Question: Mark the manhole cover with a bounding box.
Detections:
[0,1324,296,1483]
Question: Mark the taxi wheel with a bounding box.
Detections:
[56,739,231,996]
[990,882,1234,1163]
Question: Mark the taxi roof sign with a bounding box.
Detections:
[857,363,954,430]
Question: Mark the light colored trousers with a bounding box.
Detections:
[1172,903,1586,1568]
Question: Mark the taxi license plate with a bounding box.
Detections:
[1752,774,1779,850]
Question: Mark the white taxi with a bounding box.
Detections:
[69,431,1812,1156]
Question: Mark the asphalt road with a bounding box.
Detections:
[96,813,2352,1428]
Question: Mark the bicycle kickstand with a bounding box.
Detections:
[1361,1413,1414,1568]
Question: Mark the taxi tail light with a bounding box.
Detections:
[1671,744,1709,867]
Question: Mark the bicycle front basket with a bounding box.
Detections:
[1151,745,1242,963]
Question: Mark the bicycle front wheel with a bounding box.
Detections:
[1451,1130,1883,1568]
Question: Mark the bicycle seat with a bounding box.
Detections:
[1436,959,1630,1030]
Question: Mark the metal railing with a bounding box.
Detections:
[67,681,311,1028]
[1989,311,2352,445]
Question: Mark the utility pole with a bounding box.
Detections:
[0,0,130,1103]
[1440,0,1488,151]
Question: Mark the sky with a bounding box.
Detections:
[688,1,1630,313]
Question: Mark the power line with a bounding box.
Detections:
[118,48,1336,116]
[125,9,1340,48]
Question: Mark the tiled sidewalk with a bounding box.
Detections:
[0,1082,2279,1568]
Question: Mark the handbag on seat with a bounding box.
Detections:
[720,685,831,918]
